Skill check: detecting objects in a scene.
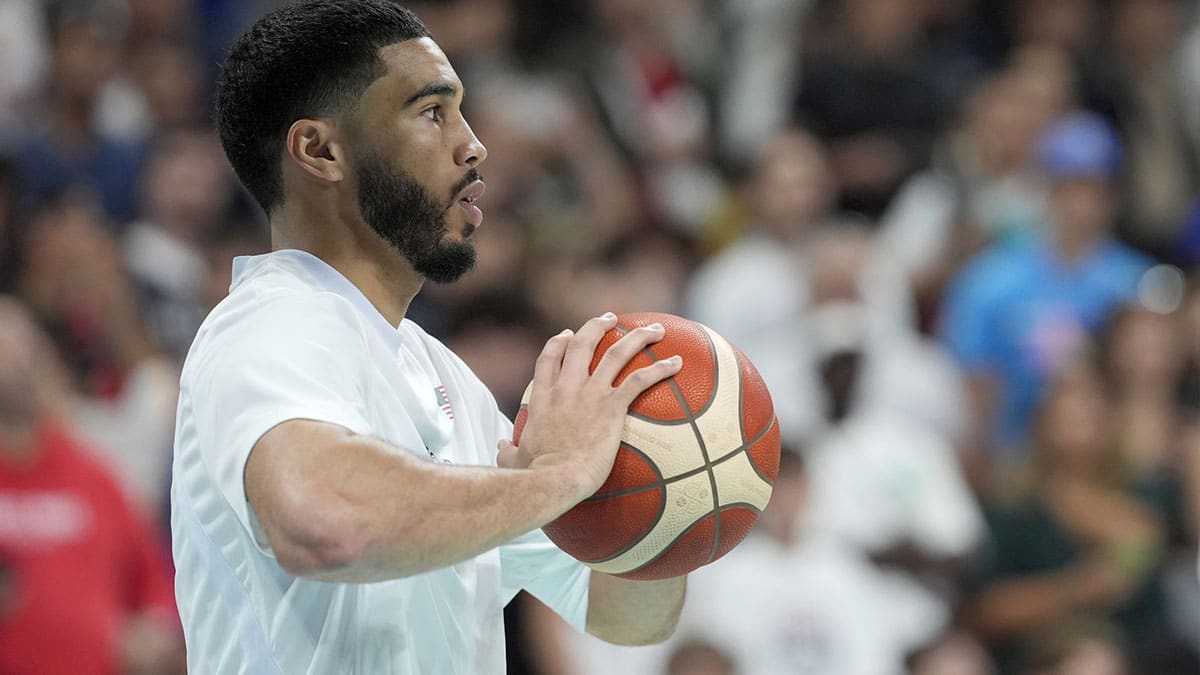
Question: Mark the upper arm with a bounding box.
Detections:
[245,419,369,575]
[189,293,373,555]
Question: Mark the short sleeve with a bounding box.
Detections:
[188,291,375,545]
[485,405,591,630]
[500,526,591,631]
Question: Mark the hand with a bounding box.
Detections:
[1062,553,1135,609]
[497,313,682,502]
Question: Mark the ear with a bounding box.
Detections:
[284,118,348,184]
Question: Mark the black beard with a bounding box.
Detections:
[356,151,478,284]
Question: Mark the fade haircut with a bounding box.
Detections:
[215,0,431,214]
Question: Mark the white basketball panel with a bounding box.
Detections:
[585,472,716,575]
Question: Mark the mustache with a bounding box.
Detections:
[448,168,483,203]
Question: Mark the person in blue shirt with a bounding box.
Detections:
[940,111,1153,459]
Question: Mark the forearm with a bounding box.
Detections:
[962,575,1075,639]
[248,422,586,582]
[586,573,686,645]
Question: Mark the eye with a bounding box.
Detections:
[422,105,443,123]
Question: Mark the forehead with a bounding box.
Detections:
[366,37,460,106]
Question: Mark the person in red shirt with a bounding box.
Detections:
[0,297,183,675]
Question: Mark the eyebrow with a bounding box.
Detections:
[403,81,459,107]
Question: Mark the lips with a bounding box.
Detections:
[456,180,486,206]
[455,180,485,230]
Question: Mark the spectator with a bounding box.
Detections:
[712,0,810,168]
[794,0,945,217]
[559,0,726,234]
[18,199,178,518]
[0,296,182,675]
[1019,616,1127,675]
[940,112,1153,460]
[686,128,837,444]
[123,130,236,360]
[525,449,947,675]
[1099,304,1190,479]
[11,7,146,223]
[128,42,208,136]
[963,364,1181,674]
[461,77,640,255]
[879,47,1076,317]
[1094,0,1200,258]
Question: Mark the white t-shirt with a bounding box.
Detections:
[170,249,590,674]
[804,410,984,559]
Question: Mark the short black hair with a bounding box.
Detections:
[214,0,431,214]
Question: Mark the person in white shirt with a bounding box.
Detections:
[170,2,687,673]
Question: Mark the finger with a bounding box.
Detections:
[591,322,665,386]
[615,355,682,406]
[530,329,572,407]
[497,439,519,468]
[561,312,619,377]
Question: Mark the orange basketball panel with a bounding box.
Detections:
[593,444,662,497]
[711,505,760,563]
[746,418,781,483]
[732,343,775,439]
[616,509,717,580]
[543,486,665,563]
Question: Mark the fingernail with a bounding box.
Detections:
[669,355,683,365]
[602,312,616,320]
[649,323,664,331]
[559,328,573,336]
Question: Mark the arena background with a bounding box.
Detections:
[0,0,1197,673]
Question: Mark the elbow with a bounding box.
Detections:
[258,486,368,578]
[274,528,364,578]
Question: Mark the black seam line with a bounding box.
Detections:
[575,442,668,564]
[699,329,723,563]
[743,416,779,485]
[595,501,765,572]
[590,321,715,565]
[583,419,778,502]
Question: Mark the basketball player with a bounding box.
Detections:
[170,1,686,673]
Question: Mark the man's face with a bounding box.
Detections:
[350,38,487,283]
[1050,177,1114,240]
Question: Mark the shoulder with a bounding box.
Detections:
[1099,240,1155,275]
[398,319,480,385]
[183,276,369,388]
[947,238,1037,300]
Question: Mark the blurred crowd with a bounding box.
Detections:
[0,0,1196,673]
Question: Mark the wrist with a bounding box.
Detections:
[527,459,593,513]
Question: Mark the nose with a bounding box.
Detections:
[455,120,487,168]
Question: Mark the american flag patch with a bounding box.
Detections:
[435,385,454,420]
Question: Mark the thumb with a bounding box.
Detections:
[497,439,519,469]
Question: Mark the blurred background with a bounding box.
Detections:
[0,0,1196,673]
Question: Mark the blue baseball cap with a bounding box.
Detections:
[1037,112,1123,181]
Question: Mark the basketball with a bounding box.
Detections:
[512,312,781,580]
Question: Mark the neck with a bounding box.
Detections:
[1054,226,1101,262]
[271,198,424,327]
